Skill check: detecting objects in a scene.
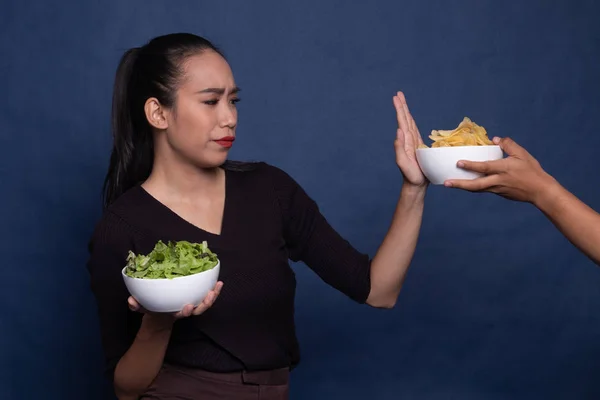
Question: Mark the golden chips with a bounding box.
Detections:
[418,117,493,148]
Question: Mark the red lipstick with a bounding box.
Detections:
[215,136,235,148]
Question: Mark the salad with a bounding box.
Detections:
[124,240,219,279]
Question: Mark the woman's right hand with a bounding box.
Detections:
[127,281,224,322]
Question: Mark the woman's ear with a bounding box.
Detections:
[144,97,169,130]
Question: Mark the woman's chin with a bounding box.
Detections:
[192,152,229,170]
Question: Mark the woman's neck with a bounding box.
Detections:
[142,156,224,203]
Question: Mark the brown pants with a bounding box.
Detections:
[140,363,290,400]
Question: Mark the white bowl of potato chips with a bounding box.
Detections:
[416,117,503,185]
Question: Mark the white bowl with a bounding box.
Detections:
[416,145,503,185]
[121,261,220,313]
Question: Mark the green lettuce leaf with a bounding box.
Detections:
[124,240,218,279]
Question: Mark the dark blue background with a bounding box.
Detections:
[2,1,600,399]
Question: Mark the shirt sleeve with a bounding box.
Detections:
[269,164,372,304]
[86,211,143,381]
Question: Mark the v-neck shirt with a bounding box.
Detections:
[86,162,372,378]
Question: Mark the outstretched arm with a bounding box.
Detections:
[365,92,429,308]
[280,92,428,308]
[445,136,600,266]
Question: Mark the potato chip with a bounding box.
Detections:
[419,117,493,148]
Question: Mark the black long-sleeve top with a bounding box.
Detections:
[86,162,372,379]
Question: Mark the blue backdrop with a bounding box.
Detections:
[2,1,600,399]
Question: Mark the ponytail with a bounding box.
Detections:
[102,47,153,208]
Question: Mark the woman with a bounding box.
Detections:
[445,136,600,266]
[87,32,428,400]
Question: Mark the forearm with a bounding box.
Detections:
[114,315,174,399]
[367,184,426,308]
[534,180,600,266]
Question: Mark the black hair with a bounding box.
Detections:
[102,33,254,208]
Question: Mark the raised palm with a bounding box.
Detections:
[393,92,428,187]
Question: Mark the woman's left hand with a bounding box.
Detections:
[393,91,428,188]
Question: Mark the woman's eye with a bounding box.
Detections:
[202,98,240,106]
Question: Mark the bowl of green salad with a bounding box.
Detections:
[121,240,220,313]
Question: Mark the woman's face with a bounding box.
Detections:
[150,50,240,169]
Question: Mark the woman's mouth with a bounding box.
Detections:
[215,136,235,148]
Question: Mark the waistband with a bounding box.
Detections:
[166,363,290,386]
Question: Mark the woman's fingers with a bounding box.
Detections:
[191,281,224,316]
[397,91,421,147]
[173,304,195,319]
[393,94,410,135]
[191,291,218,316]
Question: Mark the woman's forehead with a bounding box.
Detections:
[181,52,235,90]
